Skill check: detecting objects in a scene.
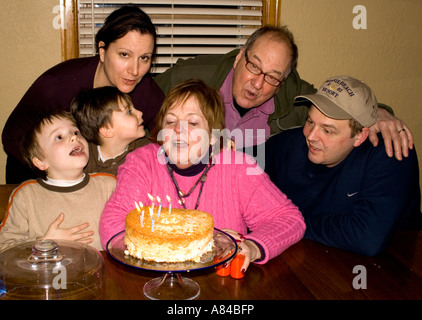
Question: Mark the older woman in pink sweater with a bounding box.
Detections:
[100,79,305,272]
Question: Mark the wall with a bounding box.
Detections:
[281,0,422,201]
[0,0,61,183]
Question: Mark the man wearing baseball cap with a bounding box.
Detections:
[264,75,422,256]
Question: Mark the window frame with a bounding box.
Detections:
[61,0,281,63]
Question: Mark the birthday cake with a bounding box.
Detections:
[124,206,214,263]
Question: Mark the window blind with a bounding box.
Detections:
[78,0,263,73]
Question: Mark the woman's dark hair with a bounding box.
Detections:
[95,5,157,55]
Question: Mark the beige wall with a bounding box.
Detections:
[0,0,421,193]
[0,0,61,183]
[281,0,422,200]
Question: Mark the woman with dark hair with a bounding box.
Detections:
[2,5,164,183]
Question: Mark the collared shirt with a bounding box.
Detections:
[83,137,151,176]
[97,144,128,162]
[220,69,275,147]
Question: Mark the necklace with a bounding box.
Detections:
[166,159,214,210]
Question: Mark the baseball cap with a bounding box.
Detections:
[295,75,378,127]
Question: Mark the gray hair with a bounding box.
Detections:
[243,25,298,80]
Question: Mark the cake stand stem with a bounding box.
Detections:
[143,272,200,300]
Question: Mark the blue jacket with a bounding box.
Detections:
[264,128,422,256]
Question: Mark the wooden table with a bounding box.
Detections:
[1,184,422,309]
[100,231,422,301]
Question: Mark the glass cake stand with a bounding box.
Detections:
[106,228,237,300]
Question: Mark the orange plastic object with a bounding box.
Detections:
[215,250,235,277]
[216,263,231,276]
[230,254,245,279]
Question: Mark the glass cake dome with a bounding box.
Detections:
[0,239,104,300]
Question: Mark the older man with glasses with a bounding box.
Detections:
[155,26,412,159]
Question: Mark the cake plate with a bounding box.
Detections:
[106,228,237,300]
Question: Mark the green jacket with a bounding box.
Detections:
[154,49,317,136]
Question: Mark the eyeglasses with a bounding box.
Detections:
[244,51,283,87]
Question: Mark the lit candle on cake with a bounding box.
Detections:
[139,201,144,227]
[149,206,155,232]
[147,193,155,212]
[166,195,172,215]
[135,201,144,227]
[156,196,162,218]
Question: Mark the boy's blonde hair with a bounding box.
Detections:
[21,110,76,179]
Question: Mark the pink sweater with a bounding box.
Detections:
[100,143,305,263]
